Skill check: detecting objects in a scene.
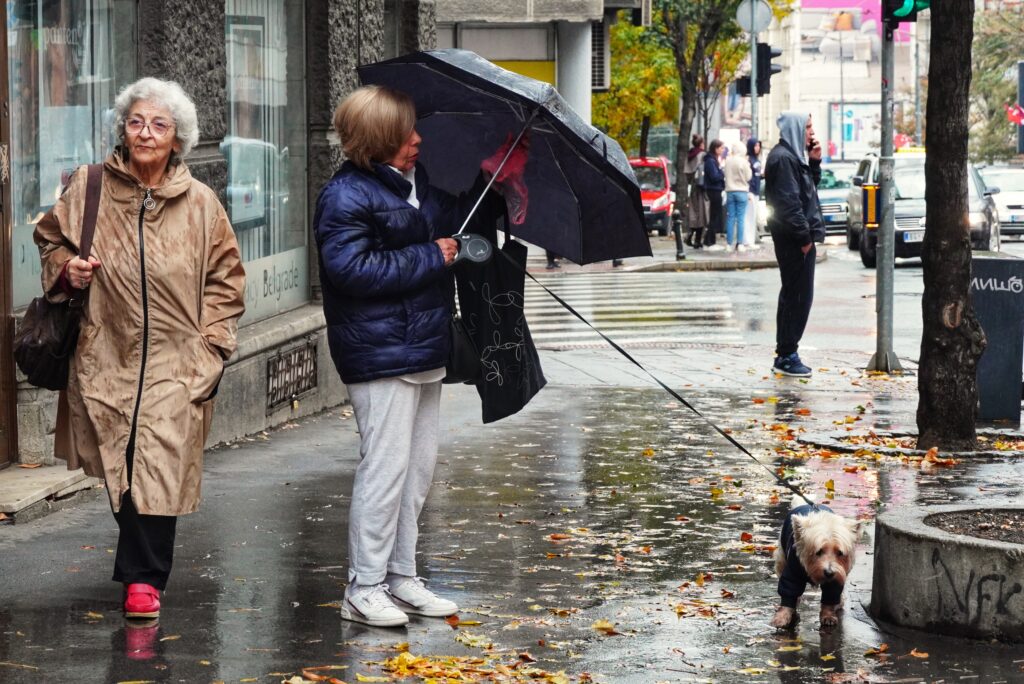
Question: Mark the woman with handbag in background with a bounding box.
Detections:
[683,134,708,249]
[313,85,512,627]
[33,77,245,619]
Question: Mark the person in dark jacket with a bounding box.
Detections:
[702,139,726,247]
[745,138,762,246]
[764,112,825,377]
[314,85,478,628]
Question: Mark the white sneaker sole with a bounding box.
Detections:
[773,367,812,378]
[390,595,459,618]
[340,600,409,627]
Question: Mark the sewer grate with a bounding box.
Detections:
[267,338,317,412]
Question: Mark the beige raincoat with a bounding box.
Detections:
[34,152,246,515]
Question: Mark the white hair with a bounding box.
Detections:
[113,77,200,157]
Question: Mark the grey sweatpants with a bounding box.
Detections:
[346,376,441,586]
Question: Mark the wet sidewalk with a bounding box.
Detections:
[2,345,1023,682]
[524,233,817,274]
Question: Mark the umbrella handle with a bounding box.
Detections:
[455,109,539,236]
[449,232,493,267]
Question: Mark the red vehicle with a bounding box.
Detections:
[629,156,675,236]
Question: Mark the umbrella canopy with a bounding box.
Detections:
[357,49,650,265]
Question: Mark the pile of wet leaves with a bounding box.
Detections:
[926,509,1024,545]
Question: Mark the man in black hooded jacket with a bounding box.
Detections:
[765,112,825,377]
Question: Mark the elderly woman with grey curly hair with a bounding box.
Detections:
[34,77,246,619]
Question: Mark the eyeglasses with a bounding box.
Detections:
[125,117,175,138]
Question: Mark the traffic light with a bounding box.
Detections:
[756,43,782,95]
[736,76,751,97]
[884,0,930,23]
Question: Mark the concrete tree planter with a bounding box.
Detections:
[871,504,1024,642]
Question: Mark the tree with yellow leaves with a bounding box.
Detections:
[592,11,680,156]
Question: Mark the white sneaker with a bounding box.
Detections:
[387,576,459,617]
[341,584,409,627]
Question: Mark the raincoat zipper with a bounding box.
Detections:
[126,189,152,479]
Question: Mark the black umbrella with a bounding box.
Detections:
[357,49,650,265]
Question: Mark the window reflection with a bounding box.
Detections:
[8,0,135,308]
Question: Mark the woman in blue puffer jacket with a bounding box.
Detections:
[313,85,478,628]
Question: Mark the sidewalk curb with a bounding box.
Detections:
[527,247,828,274]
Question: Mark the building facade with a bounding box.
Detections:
[435,0,631,125]
[0,0,437,468]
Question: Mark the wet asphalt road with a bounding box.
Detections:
[3,241,1024,683]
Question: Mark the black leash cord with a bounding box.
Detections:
[509,251,817,508]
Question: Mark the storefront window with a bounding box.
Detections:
[8,0,136,308]
[225,0,308,324]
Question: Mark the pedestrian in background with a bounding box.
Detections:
[724,141,752,251]
[702,139,726,248]
[34,77,246,619]
[745,138,762,247]
[683,134,708,249]
[764,112,825,377]
[315,85,510,627]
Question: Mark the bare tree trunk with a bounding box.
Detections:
[639,115,651,158]
[674,89,697,222]
[916,0,984,451]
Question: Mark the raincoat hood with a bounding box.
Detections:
[746,137,760,158]
[777,112,809,165]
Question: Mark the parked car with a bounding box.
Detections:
[629,156,675,236]
[844,151,924,250]
[849,153,1001,268]
[756,161,856,238]
[978,165,1024,238]
[816,161,858,237]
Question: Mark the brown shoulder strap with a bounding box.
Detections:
[79,163,102,260]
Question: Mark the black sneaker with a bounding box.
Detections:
[773,353,812,377]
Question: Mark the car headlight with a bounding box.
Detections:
[968,212,986,228]
[651,194,671,211]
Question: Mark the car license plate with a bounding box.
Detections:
[903,230,925,243]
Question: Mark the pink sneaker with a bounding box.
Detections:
[124,583,161,619]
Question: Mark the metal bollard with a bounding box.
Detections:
[671,210,686,260]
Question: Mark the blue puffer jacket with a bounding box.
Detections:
[314,161,459,384]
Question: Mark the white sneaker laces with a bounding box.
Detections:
[356,584,396,611]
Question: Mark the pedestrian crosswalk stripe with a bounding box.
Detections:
[520,272,744,350]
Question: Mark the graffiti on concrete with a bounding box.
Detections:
[931,549,1023,627]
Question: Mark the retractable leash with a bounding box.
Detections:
[448,113,814,506]
[501,249,818,509]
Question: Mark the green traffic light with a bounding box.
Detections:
[893,0,930,17]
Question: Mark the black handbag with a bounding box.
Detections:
[443,314,481,385]
[14,163,102,391]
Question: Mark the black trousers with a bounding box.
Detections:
[112,435,177,590]
[773,239,816,357]
[705,190,723,246]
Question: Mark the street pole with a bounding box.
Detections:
[839,32,845,160]
[869,18,903,373]
[914,24,922,146]
[750,0,758,141]
[1018,61,1024,155]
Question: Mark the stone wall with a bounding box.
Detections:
[138,0,228,203]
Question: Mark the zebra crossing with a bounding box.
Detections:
[524,272,744,350]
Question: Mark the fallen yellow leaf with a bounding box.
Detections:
[824,479,835,492]
[355,675,389,683]
[591,619,622,636]
[909,648,929,658]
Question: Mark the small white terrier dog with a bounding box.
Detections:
[770,503,861,630]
